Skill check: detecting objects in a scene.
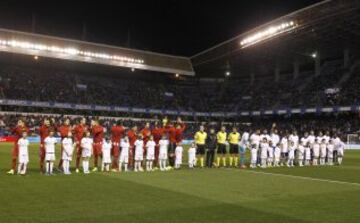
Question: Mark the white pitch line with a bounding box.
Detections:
[239,169,360,187]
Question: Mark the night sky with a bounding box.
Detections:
[0,0,322,56]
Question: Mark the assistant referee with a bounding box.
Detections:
[194,125,207,168]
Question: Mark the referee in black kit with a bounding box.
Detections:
[206,128,217,168]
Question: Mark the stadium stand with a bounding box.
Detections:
[0,55,359,113]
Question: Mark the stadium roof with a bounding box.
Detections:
[191,0,360,78]
[0,28,195,76]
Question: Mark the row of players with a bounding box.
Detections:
[14,130,345,175]
[15,130,192,175]
[7,117,346,175]
[201,127,346,169]
[7,117,187,175]
[251,135,345,169]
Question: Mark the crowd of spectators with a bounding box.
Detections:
[0,112,358,139]
[0,56,359,114]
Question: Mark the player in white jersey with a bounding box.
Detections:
[250,130,261,166]
[308,131,316,146]
[307,130,316,161]
[270,130,280,147]
[267,140,274,167]
[319,139,327,165]
[335,138,345,165]
[249,143,258,168]
[62,132,75,175]
[17,131,29,175]
[274,143,281,167]
[250,130,261,149]
[145,135,156,171]
[101,137,112,172]
[260,138,269,168]
[239,130,249,168]
[316,131,324,146]
[44,130,57,175]
[175,143,183,169]
[323,131,331,144]
[298,134,307,167]
[280,134,289,166]
[289,131,299,148]
[258,129,271,166]
[288,141,296,167]
[239,130,249,165]
[119,136,130,172]
[332,134,341,163]
[134,135,144,172]
[304,142,311,166]
[312,138,320,165]
[159,135,169,171]
[327,139,334,166]
[188,142,196,168]
[268,129,280,167]
[81,131,93,174]
[260,129,271,142]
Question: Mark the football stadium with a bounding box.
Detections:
[0,0,360,222]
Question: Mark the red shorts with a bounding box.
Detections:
[12,144,19,158]
[39,144,45,159]
[75,142,82,156]
[93,143,102,156]
[111,145,120,157]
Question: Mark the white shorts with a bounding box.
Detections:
[288,150,295,160]
[146,149,155,160]
[175,155,182,165]
[327,150,334,159]
[188,154,196,165]
[305,148,311,160]
[119,151,129,163]
[320,148,327,158]
[82,149,91,158]
[62,152,73,161]
[19,154,29,164]
[251,149,257,162]
[267,147,274,158]
[135,153,143,161]
[313,148,320,158]
[260,148,268,159]
[102,154,111,163]
[159,149,168,160]
[298,146,305,155]
[274,149,281,160]
[45,153,55,161]
[338,148,344,157]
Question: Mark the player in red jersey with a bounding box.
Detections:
[91,119,104,172]
[141,122,151,145]
[74,117,87,173]
[57,118,72,170]
[39,118,51,173]
[127,125,138,168]
[175,118,186,145]
[110,120,125,171]
[7,119,29,175]
[151,121,164,165]
[165,121,177,167]
[141,122,151,165]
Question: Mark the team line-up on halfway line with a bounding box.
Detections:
[6,116,346,175]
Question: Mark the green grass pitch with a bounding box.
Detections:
[0,142,359,223]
